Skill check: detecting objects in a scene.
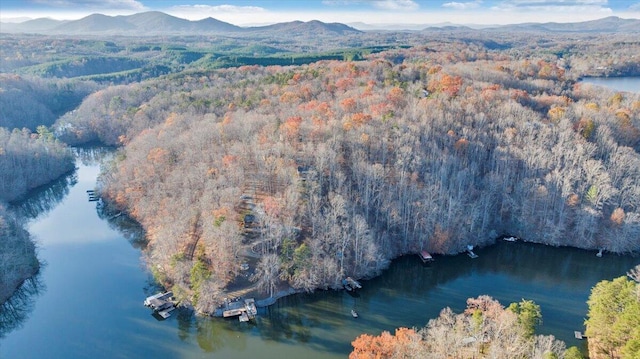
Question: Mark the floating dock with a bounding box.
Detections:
[574,331,586,339]
[419,250,434,262]
[222,298,257,322]
[144,291,175,318]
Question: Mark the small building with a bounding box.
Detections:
[144,291,175,319]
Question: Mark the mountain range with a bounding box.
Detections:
[0,11,361,36]
[1,11,639,36]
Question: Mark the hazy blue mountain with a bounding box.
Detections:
[55,13,136,33]
[491,16,640,33]
[245,20,361,35]
[1,11,241,35]
[1,12,638,36]
[0,17,67,32]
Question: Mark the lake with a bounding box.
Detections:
[581,76,640,93]
[1,149,638,358]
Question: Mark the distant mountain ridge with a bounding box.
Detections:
[487,16,640,33]
[1,11,638,36]
[246,20,360,36]
[0,11,360,36]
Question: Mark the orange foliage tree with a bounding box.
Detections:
[428,74,463,97]
[350,328,420,359]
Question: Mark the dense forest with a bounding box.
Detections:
[44,34,640,314]
[0,127,75,202]
[0,127,74,304]
[0,74,99,130]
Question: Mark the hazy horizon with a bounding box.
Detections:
[1,0,639,28]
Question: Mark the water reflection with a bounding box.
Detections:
[370,241,638,298]
[229,241,638,352]
[72,145,116,167]
[171,313,253,354]
[98,209,146,249]
[0,275,45,339]
[11,170,76,220]
[9,147,116,221]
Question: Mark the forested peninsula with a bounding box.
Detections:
[49,34,640,314]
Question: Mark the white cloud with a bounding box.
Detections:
[442,1,483,10]
[169,4,267,14]
[629,2,640,11]
[322,0,419,11]
[495,0,608,9]
[372,0,419,10]
[165,4,269,22]
[499,0,607,4]
[492,0,614,15]
[31,0,146,10]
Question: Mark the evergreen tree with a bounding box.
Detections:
[585,276,640,359]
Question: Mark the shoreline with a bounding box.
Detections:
[196,238,639,318]
[210,286,304,317]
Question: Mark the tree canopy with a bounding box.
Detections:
[53,37,640,313]
[350,296,574,359]
[585,271,640,359]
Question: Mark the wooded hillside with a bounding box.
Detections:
[0,127,74,305]
[55,37,640,313]
[0,127,75,202]
[0,74,98,130]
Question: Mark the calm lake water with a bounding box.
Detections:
[581,76,640,93]
[1,149,638,358]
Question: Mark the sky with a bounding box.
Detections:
[1,0,639,27]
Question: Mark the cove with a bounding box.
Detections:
[1,149,638,359]
[581,76,640,93]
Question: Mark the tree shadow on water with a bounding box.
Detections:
[0,273,45,339]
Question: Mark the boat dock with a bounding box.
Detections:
[343,277,362,291]
[87,189,99,202]
[466,245,479,259]
[222,298,257,322]
[144,291,176,319]
[574,331,586,339]
[419,250,434,262]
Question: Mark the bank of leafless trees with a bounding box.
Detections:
[0,127,74,305]
[0,204,39,304]
[0,127,75,202]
